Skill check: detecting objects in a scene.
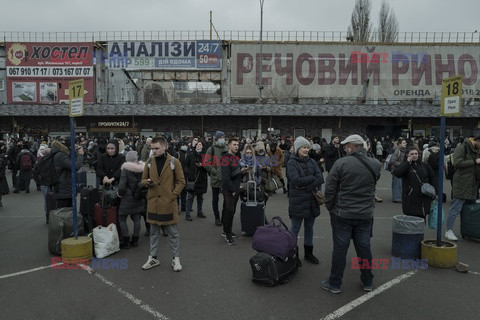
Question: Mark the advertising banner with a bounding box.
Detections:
[6,42,94,103]
[231,43,480,100]
[106,40,222,70]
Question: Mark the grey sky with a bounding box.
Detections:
[0,0,478,33]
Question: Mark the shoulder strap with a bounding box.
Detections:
[352,154,377,185]
[411,167,424,185]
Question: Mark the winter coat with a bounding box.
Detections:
[118,161,146,216]
[376,142,383,156]
[96,140,126,185]
[52,141,84,199]
[452,139,480,201]
[392,159,437,218]
[390,145,406,170]
[268,147,284,178]
[177,149,188,179]
[204,141,228,188]
[0,155,9,195]
[140,143,151,162]
[287,155,324,219]
[221,153,243,194]
[325,150,382,220]
[184,150,208,194]
[16,149,36,181]
[141,153,186,226]
[325,142,345,172]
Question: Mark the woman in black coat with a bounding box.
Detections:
[96,139,126,187]
[392,146,437,219]
[287,136,324,265]
[184,141,208,221]
[117,151,145,248]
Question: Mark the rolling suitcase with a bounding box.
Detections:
[241,180,266,236]
[80,186,100,233]
[48,207,85,255]
[460,202,480,240]
[76,170,87,191]
[45,191,57,224]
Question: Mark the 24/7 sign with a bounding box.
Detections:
[441,75,462,116]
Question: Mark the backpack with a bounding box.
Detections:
[33,152,59,186]
[445,144,467,180]
[20,153,33,171]
[427,149,440,171]
[384,153,394,171]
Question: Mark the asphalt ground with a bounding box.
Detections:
[1,168,479,320]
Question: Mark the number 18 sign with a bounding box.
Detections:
[441,75,462,116]
[69,79,84,117]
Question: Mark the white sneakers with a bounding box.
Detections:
[142,256,160,270]
[172,257,183,272]
[445,230,458,241]
[142,256,183,271]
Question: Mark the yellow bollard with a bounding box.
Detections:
[61,236,93,264]
[421,240,457,268]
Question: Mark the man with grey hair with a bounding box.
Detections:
[321,134,382,294]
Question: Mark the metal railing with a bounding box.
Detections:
[1,30,479,43]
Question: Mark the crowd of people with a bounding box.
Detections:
[0,130,476,292]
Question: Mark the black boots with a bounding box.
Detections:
[130,236,139,247]
[120,237,131,249]
[304,245,319,264]
[295,246,302,267]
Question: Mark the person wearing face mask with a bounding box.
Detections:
[392,146,437,219]
[96,139,126,187]
[255,141,273,198]
[287,136,324,266]
[268,140,288,194]
[204,131,228,226]
[183,141,209,221]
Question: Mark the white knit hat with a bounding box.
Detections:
[294,136,310,153]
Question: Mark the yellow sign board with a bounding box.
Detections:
[441,75,462,116]
[69,79,84,117]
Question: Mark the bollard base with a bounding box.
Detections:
[421,240,457,268]
[61,236,93,263]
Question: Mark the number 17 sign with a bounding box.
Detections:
[441,75,462,116]
[69,79,84,117]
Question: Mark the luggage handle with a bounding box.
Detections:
[246,180,257,205]
[271,216,289,230]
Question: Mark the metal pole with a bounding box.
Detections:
[437,116,446,246]
[70,117,78,239]
[259,0,264,102]
[209,11,212,40]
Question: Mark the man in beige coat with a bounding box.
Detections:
[141,137,186,271]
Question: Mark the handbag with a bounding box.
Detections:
[412,168,436,198]
[252,216,297,260]
[312,190,325,205]
[265,173,283,192]
[186,171,199,192]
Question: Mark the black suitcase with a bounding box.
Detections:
[249,252,298,286]
[45,191,57,224]
[80,186,100,233]
[241,181,266,236]
[76,171,87,191]
[461,202,480,240]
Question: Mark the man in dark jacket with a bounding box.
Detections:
[13,142,36,193]
[445,136,480,241]
[322,134,381,294]
[324,136,345,172]
[221,138,247,246]
[52,140,84,208]
[8,140,23,190]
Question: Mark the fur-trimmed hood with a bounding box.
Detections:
[51,140,70,155]
[121,161,145,173]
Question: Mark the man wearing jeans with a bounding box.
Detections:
[445,136,480,241]
[322,135,381,294]
[141,137,186,272]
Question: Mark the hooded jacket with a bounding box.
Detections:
[52,140,84,199]
[118,161,146,216]
[96,140,126,184]
[452,139,480,201]
[184,149,208,194]
[204,140,228,188]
